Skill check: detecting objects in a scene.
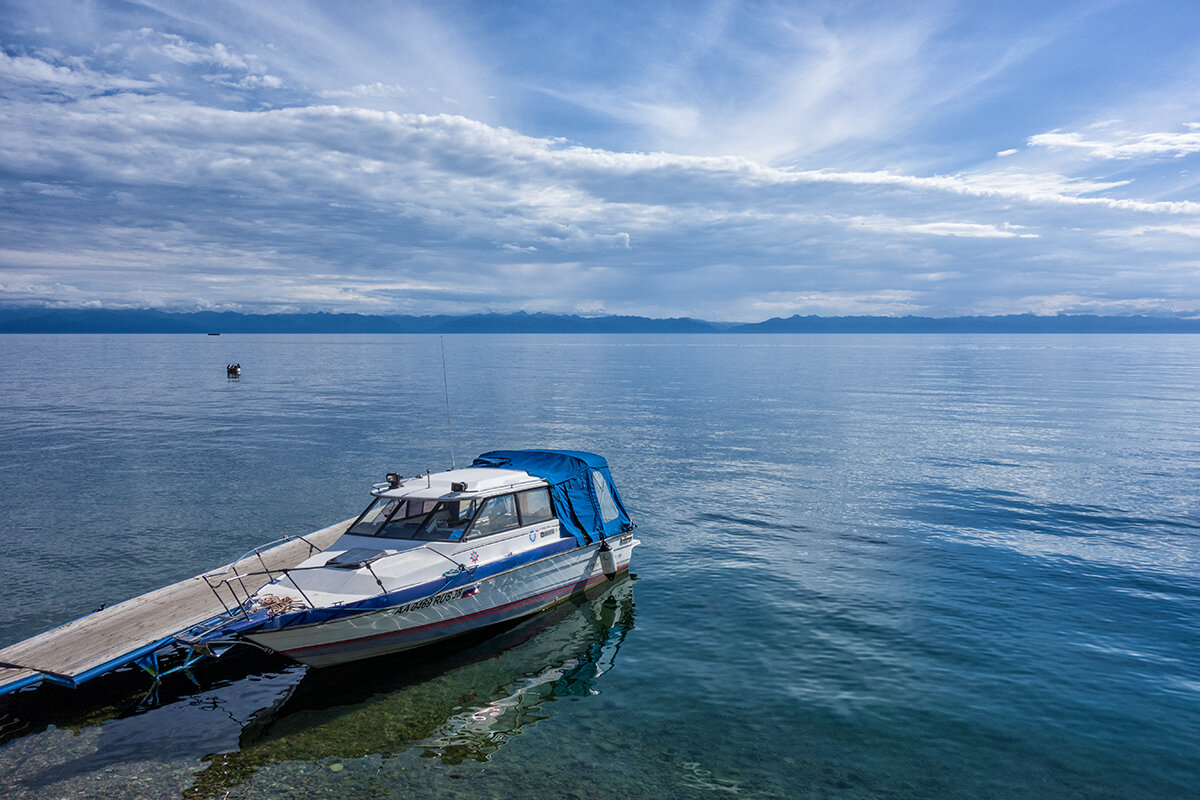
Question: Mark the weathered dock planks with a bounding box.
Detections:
[0,518,351,695]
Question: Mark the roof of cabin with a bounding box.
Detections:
[376,467,545,500]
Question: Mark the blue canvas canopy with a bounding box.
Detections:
[472,449,633,546]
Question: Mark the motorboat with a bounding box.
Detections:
[179,449,637,668]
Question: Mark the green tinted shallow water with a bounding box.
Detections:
[0,334,1198,799]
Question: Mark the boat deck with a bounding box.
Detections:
[0,519,350,696]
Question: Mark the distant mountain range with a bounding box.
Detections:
[1,307,1199,334]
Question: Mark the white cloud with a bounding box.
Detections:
[154,36,250,71]
[1100,223,1200,238]
[734,165,1197,214]
[0,49,155,93]
[907,272,961,282]
[749,290,926,317]
[20,181,87,199]
[1028,125,1200,159]
[320,82,411,99]
[855,217,1038,238]
[906,222,1037,238]
[975,293,1198,317]
[136,30,283,92]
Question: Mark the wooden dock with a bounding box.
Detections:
[0,519,351,696]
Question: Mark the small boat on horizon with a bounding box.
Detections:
[180,449,637,667]
[226,363,241,376]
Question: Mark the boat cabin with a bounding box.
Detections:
[249,452,632,610]
[348,468,558,543]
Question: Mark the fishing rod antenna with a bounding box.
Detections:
[440,335,456,470]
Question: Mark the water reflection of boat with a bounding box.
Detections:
[187,576,635,796]
[412,578,632,763]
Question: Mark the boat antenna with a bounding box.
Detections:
[440,336,456,469]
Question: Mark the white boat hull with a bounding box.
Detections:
[244,536,637,667]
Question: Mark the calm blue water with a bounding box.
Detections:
[0,334,1197,799]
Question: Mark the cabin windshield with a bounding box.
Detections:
[349,496,438,538]
[348,497,399,536]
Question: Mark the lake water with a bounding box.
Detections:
[0,333,1197,799]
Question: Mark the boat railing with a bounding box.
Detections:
[201,533,329,621]
[200,540,474,622]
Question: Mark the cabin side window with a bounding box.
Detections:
[466,494,520,539]
[412,499,479,541]
[592,470,620,523]
[516,488,555,525]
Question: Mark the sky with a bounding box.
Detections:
[2,0,1200,321]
